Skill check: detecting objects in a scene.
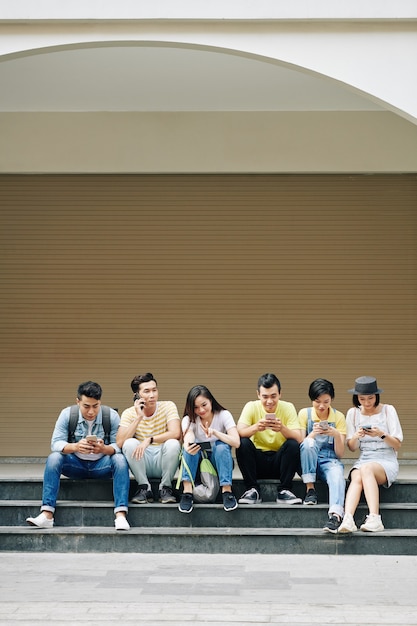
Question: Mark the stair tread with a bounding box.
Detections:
[2,499,417,509]
[2,525,417,536]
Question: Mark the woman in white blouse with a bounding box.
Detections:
[338,376,403,533]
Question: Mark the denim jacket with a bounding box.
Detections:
[50,406,121,454]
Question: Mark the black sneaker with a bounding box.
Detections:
[222,492,238,512]
[276,489,302,505]
[303,488,318,505]
[323,514,342,534]
[238,488,262,504]
[131,486,154,504]
[159,486,176,504]
[178,493,193,514]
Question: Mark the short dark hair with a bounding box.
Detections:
[352,394,380,408]
[308,378,335,402]
[130,372,157,394]
[257,373,281,392]
[77,381,102,400]
[183,385,226,422]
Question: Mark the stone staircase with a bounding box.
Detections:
[1,460,416,554]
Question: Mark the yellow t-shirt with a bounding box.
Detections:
[120,401,180,443]
[298,407,346,434]
[238,399,301,452]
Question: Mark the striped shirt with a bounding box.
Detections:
[120,401,180,443]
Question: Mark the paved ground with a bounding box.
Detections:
[0,552,416,625]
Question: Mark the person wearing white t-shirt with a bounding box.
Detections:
[178,385,240,513]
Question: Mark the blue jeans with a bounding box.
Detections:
[181,440,233,487]
[300,438,345,518]
[41,452,130,514]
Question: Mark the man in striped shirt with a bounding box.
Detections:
[117,372,181,504]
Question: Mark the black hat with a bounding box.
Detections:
[348,376,383,395]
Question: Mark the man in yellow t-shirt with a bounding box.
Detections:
[116,372,181,504]
[236,373,303,505]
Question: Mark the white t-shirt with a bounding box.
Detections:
[181,409,236,442]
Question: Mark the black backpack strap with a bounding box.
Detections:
[68,405,79,443]
[101,406,111,445]
[68,404,112,445]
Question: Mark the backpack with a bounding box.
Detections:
[193,452,220,503]
[176,449,220,503]
[68,405,112,445]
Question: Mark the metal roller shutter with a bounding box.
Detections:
[0,174,416,457]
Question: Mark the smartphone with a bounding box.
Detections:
[86,435,97,443]
[362,425,373,431]
[319,421,329,430]
[194,441,212,452]
[265,414,276,421]
[133,393,145,409]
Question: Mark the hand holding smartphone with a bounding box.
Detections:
[133,393,146,411]
[86,435,97,443]
[190,441,212,452]
[319,421,329,431]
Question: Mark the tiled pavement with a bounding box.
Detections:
[0,551,416,625]
[2,460,417,624]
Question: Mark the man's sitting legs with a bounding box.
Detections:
[236,437,301,504]
[27,451,130,529]
[123,437,180,504]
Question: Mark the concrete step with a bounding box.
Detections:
[2,500,417,529]
[2,477,417,503]
[2,464,416,555]
[1,525,417,555]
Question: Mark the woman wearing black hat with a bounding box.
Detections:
[338,376,403,533]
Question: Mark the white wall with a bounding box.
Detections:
[1,112,417,173]
[2,0,417,20]
[1,2,416,173]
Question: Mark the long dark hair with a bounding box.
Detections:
[183,385,227,423]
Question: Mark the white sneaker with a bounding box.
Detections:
[337,513,357,533]
[360,514,384,532]
[26,512,54,528]
[114,515,130,531]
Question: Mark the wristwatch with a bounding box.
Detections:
[149,436,154,444]
[380,434,386,439]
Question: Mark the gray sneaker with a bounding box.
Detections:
[238,488,262,504]
[276,489,302,505]
[131,486,154,504]
[159,486,176,504]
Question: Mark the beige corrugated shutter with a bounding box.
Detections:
[0,174,416,457]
